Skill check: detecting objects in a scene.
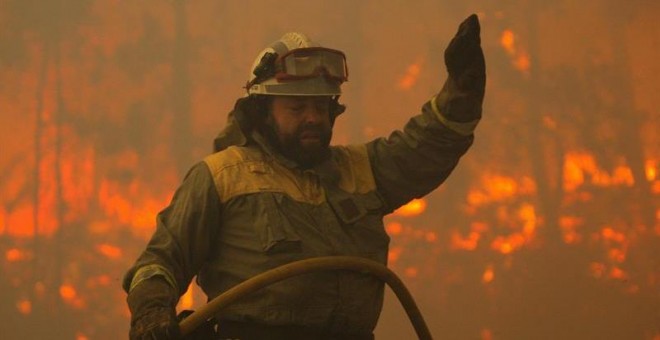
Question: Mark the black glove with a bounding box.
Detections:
[438,14,486,123]
[127,277,181,340]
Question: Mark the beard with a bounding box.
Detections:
[260,119,332,169]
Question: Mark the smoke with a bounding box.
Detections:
[1,0,658,339]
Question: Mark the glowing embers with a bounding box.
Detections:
[499,29,531,75]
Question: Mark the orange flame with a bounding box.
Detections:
[16,299,32,315]
[451,230,480,251]
[34,282,46,298]
[609,266,627,280]
[518,203,537,236]
[467,174,536,208]
[500,30,515,54]
[97,177,170,239]
[96,243,123,259]
[646,160,657,181]
[386,221,403,235]
[388,246,403,264]
[179,283,195,310]
[564,152,635,192]
[450,222,489,251]
[60,284,86,309]
[5,248,27,262]
[499,29,531,74]
[559,216,583,244]
[404,267,418,278]
[398,62,422,90]
[589,262,607,278]
[493,204,537,254]
[482,265,495,284]
[601,227,626,243]
[86,275,111,289]
[481,329,493,340]
[393,198,427,217]
[60,285,77,300]
[513,53,531,73]
[647,160,660,194]
[5,129,97,239]
[608,248,626,263]
[0,208,5,235]
[491,233,526,254]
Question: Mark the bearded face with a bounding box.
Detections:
[260,96,334,168]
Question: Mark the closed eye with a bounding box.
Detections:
[289,105,305,114]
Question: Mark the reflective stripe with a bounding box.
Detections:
[129,264,178,293]
[430,94,480,136]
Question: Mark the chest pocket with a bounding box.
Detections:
[257,193,302,255]
[327,189,390,261]
[327,190,384,225]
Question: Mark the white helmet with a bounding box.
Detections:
[245,32,348,96]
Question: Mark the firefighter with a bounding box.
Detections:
[124,14,485,340]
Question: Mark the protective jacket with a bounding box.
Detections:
[123,94,477,334]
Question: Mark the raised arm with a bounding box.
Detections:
[367,14,486,211]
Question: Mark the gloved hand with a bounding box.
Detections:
[127,277,181,340]
[438,14,486,123]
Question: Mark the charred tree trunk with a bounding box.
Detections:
[496,3,596,338]
[606,7,655,229]
[32,39,50,294]
[171,0,194,176]
[522,14,564,247]
[53,38,67,326]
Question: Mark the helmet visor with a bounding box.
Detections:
[276,47,348,83]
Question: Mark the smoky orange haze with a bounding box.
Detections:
[1,0,659,339]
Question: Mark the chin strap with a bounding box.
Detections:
[330,95,346,125]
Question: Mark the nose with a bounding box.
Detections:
[302,105,324,125]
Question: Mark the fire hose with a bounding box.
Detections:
[178,256,433,339]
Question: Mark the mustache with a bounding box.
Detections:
[296,124,330,133]
[296,124,329,136]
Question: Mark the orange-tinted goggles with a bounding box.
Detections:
[275,47,348,83]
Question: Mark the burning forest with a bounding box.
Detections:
[1,1,658,339]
